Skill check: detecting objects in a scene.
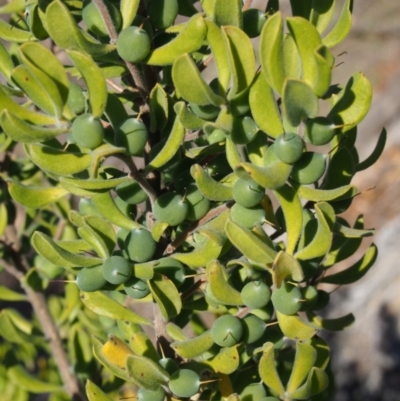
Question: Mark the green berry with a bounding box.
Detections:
[115,118,148,156]
[117,26,151,63]
[101,256,132,285]
[300,285,319,311]
[158,357,179,374]
[168,369,200,398]
[153,257,185,288]
[240,383,267,399]
[274,132,304,164]
[82,0,121,37]
[230,203,265,229]
[271,283,302,315]
[67,82,86,115]
[241,281,271,309]
[76,265,108,292]
[242,8,267,38]
[153,193,188,226]
[231,116,259,144]
[233,177,264,208]
[241,314,266,344]
[115,181,148,205]
[124,277,150,299]
[211,315,243,347]
[304,117,336,145]
[137,386,165,401]
[125,228,156,263]
[71,113,104,149]
[291,152,327,184]
[185,183,210,221]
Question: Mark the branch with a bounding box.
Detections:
[1,245,86,401]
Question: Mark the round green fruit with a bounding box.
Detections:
[300,285,319,311]
[168,369,200,398]
[273,132,304,164]
[137,386,165,401]
[76,265,107,292]
[304,117,336,145]
[67,82,86,115]
[124,277,150,299]
[82,0,122,37]
[211,315,243,347]
[115,180,148,205]
[241,281,271,309]
[153,193,188,226]
[231,116,258,144]
[242,8,267,38]
[125,228,156,262]
[153,257,185,288]
[158,357,179,374]
[241,314,266,344]
[233,177,264,208]
[101,256,132,285]
[185,183,210,221]
[115,118,148,156]
[116,26,151,62]
[240,383,267,400]
[230,203,265,229]
[290,152,327,185]
[71,113,104,149]
[271,283,302,315]
[114,196,136,218]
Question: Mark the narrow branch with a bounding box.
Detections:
[1,248,85,401]
[243,0,254,11]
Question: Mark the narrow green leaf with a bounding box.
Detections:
[283,33,302,81]
[322,0,352,48]
[310,0,336,34]
[249,72,284,139]
[128,332,159,361]
[328,72,372,132]
[175,101,207,130]
[259,12,285,94]
[86,380,112,401]
[191,164,233,201]
[213,0,242,27]
[282,79,319,127]
[273,251,304,287]
[333,222,374,238]
[81,291,151,325]
[7,366,62,394]
[294,182,356,202]
[60,176,132,192]
[120,0,140,29]
[83,215,116,255]
[258,342,285,396]
[356,128,386,172]
[0,285,27,302]
[309,336,330,370]
[126,355,170,391]
[166,322,188,342]
[171,330,215,358]
[225,219,276,266]
[207,260,243,305]
[274,184,303,255]
[0,41,14,83]
[77,226,109,259]
[148,273,182,320]
[306,311,355,331]
[172,54,225,106]
[286,342,317,393]
[0,18,36,42]
[288,367,328,399]
[226,136,242,170]
[149,84,168,133]
[276,311,316,340]
[32,231,102,268]
[67,48,107,118]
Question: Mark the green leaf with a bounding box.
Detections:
[328,72,372,132]
[322,0,352,48]
[8,181,68,209]
[321,243,377,285]
[0,110,67,143]
[148,273,182,320]
[120,0,140,29]
[309,336,330,370]
[83,215,116,255]
[323,147,355,190]
[205,20,230,95]
[288,367,328,399]
[282,79,319,127]
[86,380,112,401]
[225,219,276,266]
[166,322,188,341]
[273,251,304,287]
[32,231,102,268]
[25,144,92,176]
[175,101,207,130]
[207,260,243,305]
[310,0,336,34]
[273,184,303,255]
[7,366,62,394]
[276,311,316,340]
[247,131,269,167]
[60,176,132,193]
[294,182,356,202]
[77,225,109,259]
[295,202,335,260]
[306,311,355,331]
[213,0,242,27]
[0,285,27,302]
[313,44,335,97]
[145,115,185,174]
[249,72,284,139]
[66,48,107,118]
[0,310,32,344]
[144,13,207,65]
[128,332,159,362]
[226,136,242,170]
[283,33,302,81]
[289,0,312,18]
[258,342,285,396]
[172,54,225,106]
[92,191,139,230]
[0,41,14,83]
[205,345,240,374]
[81,291,151,325]
[333,222,374,238]
[356,127,386,171]
[222,25,256,99]
[126,355,170,391]
[45,0,114,57]
[259,12,285,94]
[191,164,233,201]
[0,18,36,42]
[286,342,317,393]
[171,330,215,359]
[149,84,168,133]
[237,161,291,190]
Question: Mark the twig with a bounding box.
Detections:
[242,0,254,11]
[1,246,85,401]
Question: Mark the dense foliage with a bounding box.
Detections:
[0,0,386,400]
